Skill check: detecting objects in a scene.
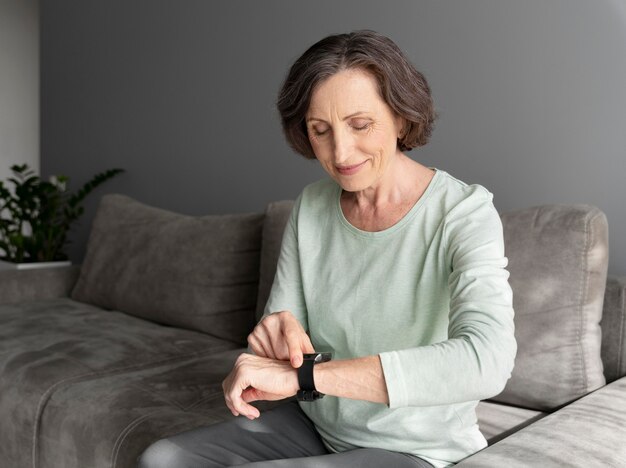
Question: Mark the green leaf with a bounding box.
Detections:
[1,163,124,262]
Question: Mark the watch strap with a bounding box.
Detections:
[297,357,316,391]
[296,352,332,401]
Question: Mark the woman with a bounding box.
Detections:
[139,29,516,468]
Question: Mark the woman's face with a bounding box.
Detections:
[305,68,405,193]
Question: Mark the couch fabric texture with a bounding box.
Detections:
[494,205,608,411]
[460,377,626,467]
[0,193,624,468]
[71,194,264,345]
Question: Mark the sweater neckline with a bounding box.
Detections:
[334,167,441,239]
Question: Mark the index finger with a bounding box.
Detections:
[284,326,314,368]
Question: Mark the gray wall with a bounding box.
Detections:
[41,0,626,275]
[0,0,39,182]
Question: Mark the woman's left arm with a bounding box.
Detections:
[378,196,517,408]
[313,355,389,404]
[318,197,516,409]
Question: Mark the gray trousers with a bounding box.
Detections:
[137,401,434,468]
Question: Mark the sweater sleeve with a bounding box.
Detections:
[379,194,517,408]
[262,193,309,331]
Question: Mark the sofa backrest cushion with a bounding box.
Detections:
[492,204,609,411]
[255,200,294,322]
[71,194,264,345]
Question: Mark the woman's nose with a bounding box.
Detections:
[332,129,352,163]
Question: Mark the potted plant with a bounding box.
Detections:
[0,163,124,270]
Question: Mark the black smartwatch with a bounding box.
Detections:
[296,352,332,401]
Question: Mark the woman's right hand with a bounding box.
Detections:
[247,310,315,368]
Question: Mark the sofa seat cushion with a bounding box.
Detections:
[71,193,265,345]
[476,401,547,445]
[459,377,626,467]
[37,347,247,468]
[0,298,238,468]
[493,204,609,411]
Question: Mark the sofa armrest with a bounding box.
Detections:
[0,265,81,304]
[601,275,626,383]
[457,376,626,467]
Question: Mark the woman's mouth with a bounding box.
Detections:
[336,161,367,176]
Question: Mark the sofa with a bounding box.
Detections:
[0,192,624,468]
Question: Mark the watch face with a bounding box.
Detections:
[314,353,330,363]
[303,352,332,363]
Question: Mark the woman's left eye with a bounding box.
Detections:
[352,123,370,131]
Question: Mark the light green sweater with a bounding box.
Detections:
[263,168,517,467]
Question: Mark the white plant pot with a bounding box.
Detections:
[0,259,72,271]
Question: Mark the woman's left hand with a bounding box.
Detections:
[222,353,299,420]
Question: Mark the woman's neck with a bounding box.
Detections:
[339,154,435,232]
[343,153,432,212]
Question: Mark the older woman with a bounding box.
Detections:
[139,30,516,468]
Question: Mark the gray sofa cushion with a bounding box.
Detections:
[476,401,546,445]
[0,297,238,468]
[71,194,264,344]
[0,265,80,305]
[255,200,294,322]
[458,377,626,467]
[37,347,244,468]
[492,204,609,411]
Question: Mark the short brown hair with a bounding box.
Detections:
[277,30,437,159]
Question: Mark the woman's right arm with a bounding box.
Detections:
[247,195,314,368]
[247,310,314,367]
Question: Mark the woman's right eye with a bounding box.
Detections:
[312,128,328,136]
